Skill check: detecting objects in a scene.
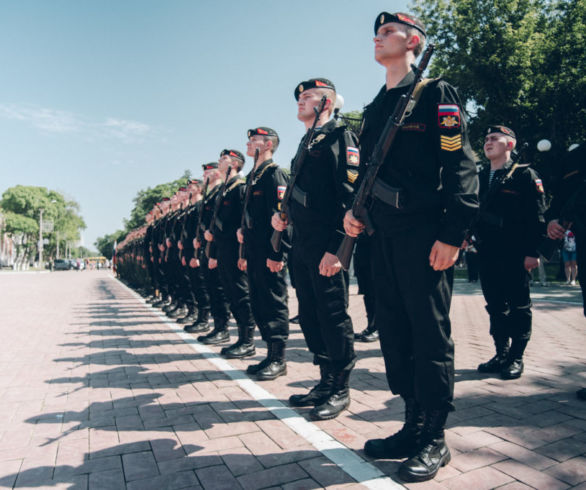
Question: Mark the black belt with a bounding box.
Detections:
[292,185,309,208]
[372,178,404,209]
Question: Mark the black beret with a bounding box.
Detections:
[177,187,187,192]
[162,197,171,202]
[188,178,202,185]
[294,78,336,101]
[247,127,279,139]
[202,162,218,170]
[220,149,245,162]
[375,12,426,36]
[487,125,516,139]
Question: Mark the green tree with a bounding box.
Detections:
[124,170,191,231]
[95,230,126,259]
[411,0,585,160]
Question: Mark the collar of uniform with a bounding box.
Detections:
[312,119,336,137]
[383,69,416,94]
[253,158,274,177]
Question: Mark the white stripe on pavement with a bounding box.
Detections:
[115,277,404,489]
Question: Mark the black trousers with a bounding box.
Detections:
[478,248,532,342]
[201,255,230,323]
[186,261,210,312]
[354,236,376,326]
[217,241,255,329]
[576,231,585,317]
[247,253,289,343]
[291,249,355,372]
[371,217,455,411]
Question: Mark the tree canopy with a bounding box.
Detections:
[411,0,585,161]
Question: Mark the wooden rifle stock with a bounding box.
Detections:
[270,95,328,253]
[336,44,435,271]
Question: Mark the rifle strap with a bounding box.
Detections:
[404,77,438,118]
[252,162,278,184]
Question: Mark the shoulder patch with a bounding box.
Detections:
[440,134,462,151]
[438,104,461,129]
[534,178,544,193]
[347,147,360,167]
[347,170,358,184]
[277,185,286,200]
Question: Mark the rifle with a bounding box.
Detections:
[205,168,232,259]
[239,148,260,260]
[270,95,328,253]
[194,178,209,257]
[336,44,435,270]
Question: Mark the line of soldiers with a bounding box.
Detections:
[114,9,584,484]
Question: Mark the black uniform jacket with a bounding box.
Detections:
[211,175,245,246]
[289,119,359,260]
[242,159,290,262]
[475,161,546,258]
[359,71,479,247]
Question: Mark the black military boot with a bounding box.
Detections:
[354,323,379,343]
[399,409,451,482]
[477,335,510,373]
[289,364,334,407]
[501,337,528,380]
[223,325,256,359]
[163,300,178,313]
[184,308,210,333]
[197,318,229,344]
[151,295,167,308]
[256,341,287,380]
[364,398,424,459]
[309,369,351,420]
[177,307,198,324]
[168,304,187,318]
[246,343,272,375]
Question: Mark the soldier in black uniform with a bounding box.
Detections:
[193,163,231,342]
[344,12,478,482]
[179,179,212,329]
[474,126,546,380]
[272,78,357,421]
[353,235,378,342]
[204,151,256,353]
[546,143,586,399]
[237,127,290,380]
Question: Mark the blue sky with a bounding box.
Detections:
[0,0,409,249]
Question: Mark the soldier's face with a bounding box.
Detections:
[218,155,234,174]
[246,136,265,157]
[484,134,512,160]
[374,22,410,64]
[297,89,323,122]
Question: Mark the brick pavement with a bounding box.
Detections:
[0,270,584,489]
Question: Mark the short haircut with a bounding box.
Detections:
[395,12,426,57]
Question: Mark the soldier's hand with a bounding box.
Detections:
[524,256,539,272]
[319,252,342,277]
[208,258,218,269]
[194,238,200,249]
[547,219,565,240]
[166,238,172,248]
[343,210,365,237]
[236,228,244,244]
[178,240,183,250]
[271,213,288,231]
[429,240,459,271]
[267,259,284,273]
[189,258,199,268]
[181,257,186,266]
[238,258,247,272]
[204,230,214,242]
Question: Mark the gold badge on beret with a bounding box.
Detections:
[298,84,304,93]
[380,14,385,24]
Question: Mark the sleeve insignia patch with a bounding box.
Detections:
[347,147,360,166]
[440,134,462,151]
[253,190,263,196]
[438,104,461,129]
[277,185,286,200]
[401,122,426,132]
[347,170,358,184]
[535,178,544,193]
